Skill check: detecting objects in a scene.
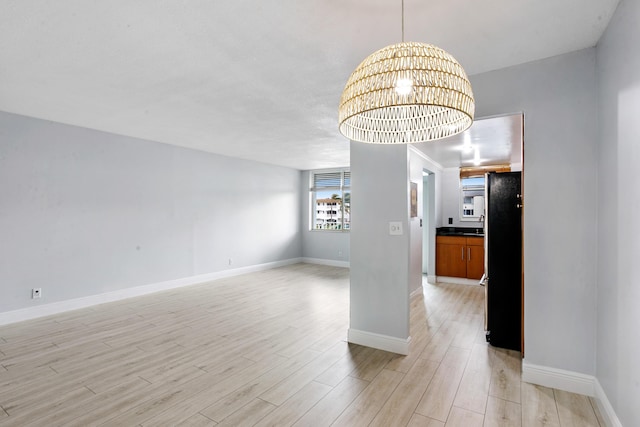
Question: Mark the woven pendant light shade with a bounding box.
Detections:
[338,42,475,143]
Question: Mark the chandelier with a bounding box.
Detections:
[338,3,475,144]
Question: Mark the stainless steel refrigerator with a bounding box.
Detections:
[484,171,522,351]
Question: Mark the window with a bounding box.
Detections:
[460,176,485,220]
[458,166,510,221]
[310,169,350,231]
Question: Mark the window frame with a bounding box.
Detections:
[309,168,350,232]
[459,175,485,221]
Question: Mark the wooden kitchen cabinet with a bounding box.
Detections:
[465,237,484,279]
[436,235,484,280]
[435,236,467,278]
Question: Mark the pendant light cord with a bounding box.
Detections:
[401,0,405,42]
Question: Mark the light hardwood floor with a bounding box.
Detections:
[0,263,604,426]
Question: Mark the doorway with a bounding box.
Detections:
[414,112,525,354]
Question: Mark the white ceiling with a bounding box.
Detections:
[415,113,523,169]
[0,0,619,170]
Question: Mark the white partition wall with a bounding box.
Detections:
[348,142,411,354]
[595,0,640,425]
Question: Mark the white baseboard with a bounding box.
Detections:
[347,328,411,355]
[301,257,350,268]
[522,360,595,396]
[594,379,623,427]
[410,287,423,298]
[436,276,482,286]
[0,258,302,326]
[427,275,437,284]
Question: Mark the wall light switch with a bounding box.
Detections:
[389,221,403,235]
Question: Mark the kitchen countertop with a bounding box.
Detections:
[436,227,484,237]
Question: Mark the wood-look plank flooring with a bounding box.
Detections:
[0,263,605,426]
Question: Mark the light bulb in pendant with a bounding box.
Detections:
[395,78,413,95]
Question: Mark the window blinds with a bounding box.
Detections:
[312,170,349,191]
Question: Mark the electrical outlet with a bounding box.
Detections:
[32,288,42,299]
[389,221,403,235]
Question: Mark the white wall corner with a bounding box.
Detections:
[0,257,303,326]
[594,379,623,427]
[301,257,350,268]
[347,328,411,355]
[522,360,595,396]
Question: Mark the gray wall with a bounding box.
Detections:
[408,151,425,295]
[471,48,599,375]
[0,111,302,313]
[300,170,350,264]
[427,164,443,277]
[422,173,438,275]
[596,0,640,424]
[349,141,410,339]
